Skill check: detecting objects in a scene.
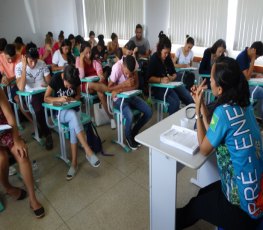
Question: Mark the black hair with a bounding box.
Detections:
[58,30,64,42]
[4,44,16,57]
[125,40,136,51]
[123,55,136,72]
[63,65,81,88]
[116,48,123,60]
[26,42,39,59]
[68,34,75,41]
[60,39,71,54]
[136,24,143,30]
[156,31,171,56]
[75,35,84,45]
[47,31,53,38]
[186,35,195,46]
[0,38,7,52]
[111,33,117,41]
[213,56,250,107]
[14,36,24,45]
[211,39,226,54]
[251,41,263,56]
[80,41,91,53]
[89,31,95,37]
[97,34,105,47]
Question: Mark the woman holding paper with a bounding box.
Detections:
[177,57,263,229]
[0,88,45,218]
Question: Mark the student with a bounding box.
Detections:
[73,35,84,57]
[39,33,53,65]
[52,30,64,53]
[124,24,150,58]
[147,32,193,115]
[88,31,97,49]
[177,57,263,230]
[173,35,196,90]
[107,33,119,55]
[52,39,75,72]
[14,36,26,55]
[0,38,7,54]
[199,39,226,88]
[68,34,76,55]
[44,65,100,180]
[92,34,107,63]
[75,41,116,129]
[15,42,53,150]
[108,55,152,150]
[0,88,45,218]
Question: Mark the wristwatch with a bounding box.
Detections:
[195,114,203,120]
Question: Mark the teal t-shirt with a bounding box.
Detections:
[206,104,263,219]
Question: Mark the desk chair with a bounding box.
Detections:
[106,90,142,152]
[17,88,46,145]
[0,82,23,130]
[43,101,90,165]
[81,76,100,122]
[148,82,184,122]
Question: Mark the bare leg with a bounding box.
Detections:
[97,92,113,119]
[0,149,14,193]
[76,130,94,157]
[70,143,78,168]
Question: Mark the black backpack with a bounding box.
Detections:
[85,121,113,156]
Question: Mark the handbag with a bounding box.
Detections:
[93,102,110,126]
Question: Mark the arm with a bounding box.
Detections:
[242,57,256,80]
[51,51,64,71]
[16,57,27,91]
[76,55,85,79]
[44,86,68,104]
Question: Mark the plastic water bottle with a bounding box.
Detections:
[32,160,40,184]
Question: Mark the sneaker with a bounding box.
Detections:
[111,119,116,129]
[134,139,141,147]
[66,165,78,180]
[126,137,138,150]
[9,165,17,176]
[86,154,101,167]
[45,134,53,150]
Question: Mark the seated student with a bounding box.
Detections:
[107,33,119,56]
[88,31,98,49]
[39,33,53,65]
[0,38,7,55]
[14,36,26,55]
[199,39,226,88]
[68,34,76,55]
[73,35,84,57]
[177,57,263,230]
[44,65,101,180]
[108,55,153,150]
[15,42,53,150]
[0,88,45,218]
[52,39,75,72]
[52,30,64,53]
[147,32,193,115]
[0,44,32,122]
[173,35,196,91]
[75,41,116,129]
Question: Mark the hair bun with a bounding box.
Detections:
[98,34,104,41]
[186,34,189,38]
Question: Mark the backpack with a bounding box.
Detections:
[85,121,113,156]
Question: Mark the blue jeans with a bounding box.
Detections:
[153,85,193,115]
[114,96,152,139]
[250,85,263,119]
[59,110,83,144]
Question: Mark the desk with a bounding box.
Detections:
[17,87,46,144]
[42,101,81,165]
[0,82,23,130]
[135,104,216,230]
[81,76,100,119]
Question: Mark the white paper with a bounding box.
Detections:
[26,86,46,92]
[160,125,199,155]
[161,82,183,87]
[121,90,141,96]
[0,124,12,132]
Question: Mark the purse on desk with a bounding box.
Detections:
[93,102,110,126]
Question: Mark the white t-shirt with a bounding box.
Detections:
[15,60,50,91]
[52,50,68,67]
[175,47,194,65]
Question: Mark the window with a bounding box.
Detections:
[84,0,143,40]
[234,0,263,50]
[169,0,228,47]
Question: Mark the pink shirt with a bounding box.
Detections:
[0,53,21,79]
[75,57,103,79]
[38,47,52,65]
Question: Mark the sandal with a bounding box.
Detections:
[86,154,100,167]
[31,206,45,218]
[66,166,78,181]
[17,189,27,200]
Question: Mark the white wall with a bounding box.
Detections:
[0,0,80,47]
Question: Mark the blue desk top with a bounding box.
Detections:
[106,89,142,98]
[199,74,210,78]
[248,78,263,86]
[81,76,100,83]
[175,67,198,72]
[17,87,46,96]
[42,101,81,111]
[149,82,183,89]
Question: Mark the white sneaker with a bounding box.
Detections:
[111,119,116,129]
[9,165,17,176]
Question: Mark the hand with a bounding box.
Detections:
[161,77,170,84]
[80,52,85,60]
[123,78,135,87]
[12,138,28,158]
[183,64,190,68]
[191,79,207,109]
[1,75,8,85]
[58,96,69,103]
[133,47,138,54]
[111,90,118,99]
[21,55,27,69]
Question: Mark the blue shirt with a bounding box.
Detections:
[236,47,250,72]
[206,104,263,218]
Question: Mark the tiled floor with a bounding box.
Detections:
[0,113,215,230]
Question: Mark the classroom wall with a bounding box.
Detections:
[0,0,80,47]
